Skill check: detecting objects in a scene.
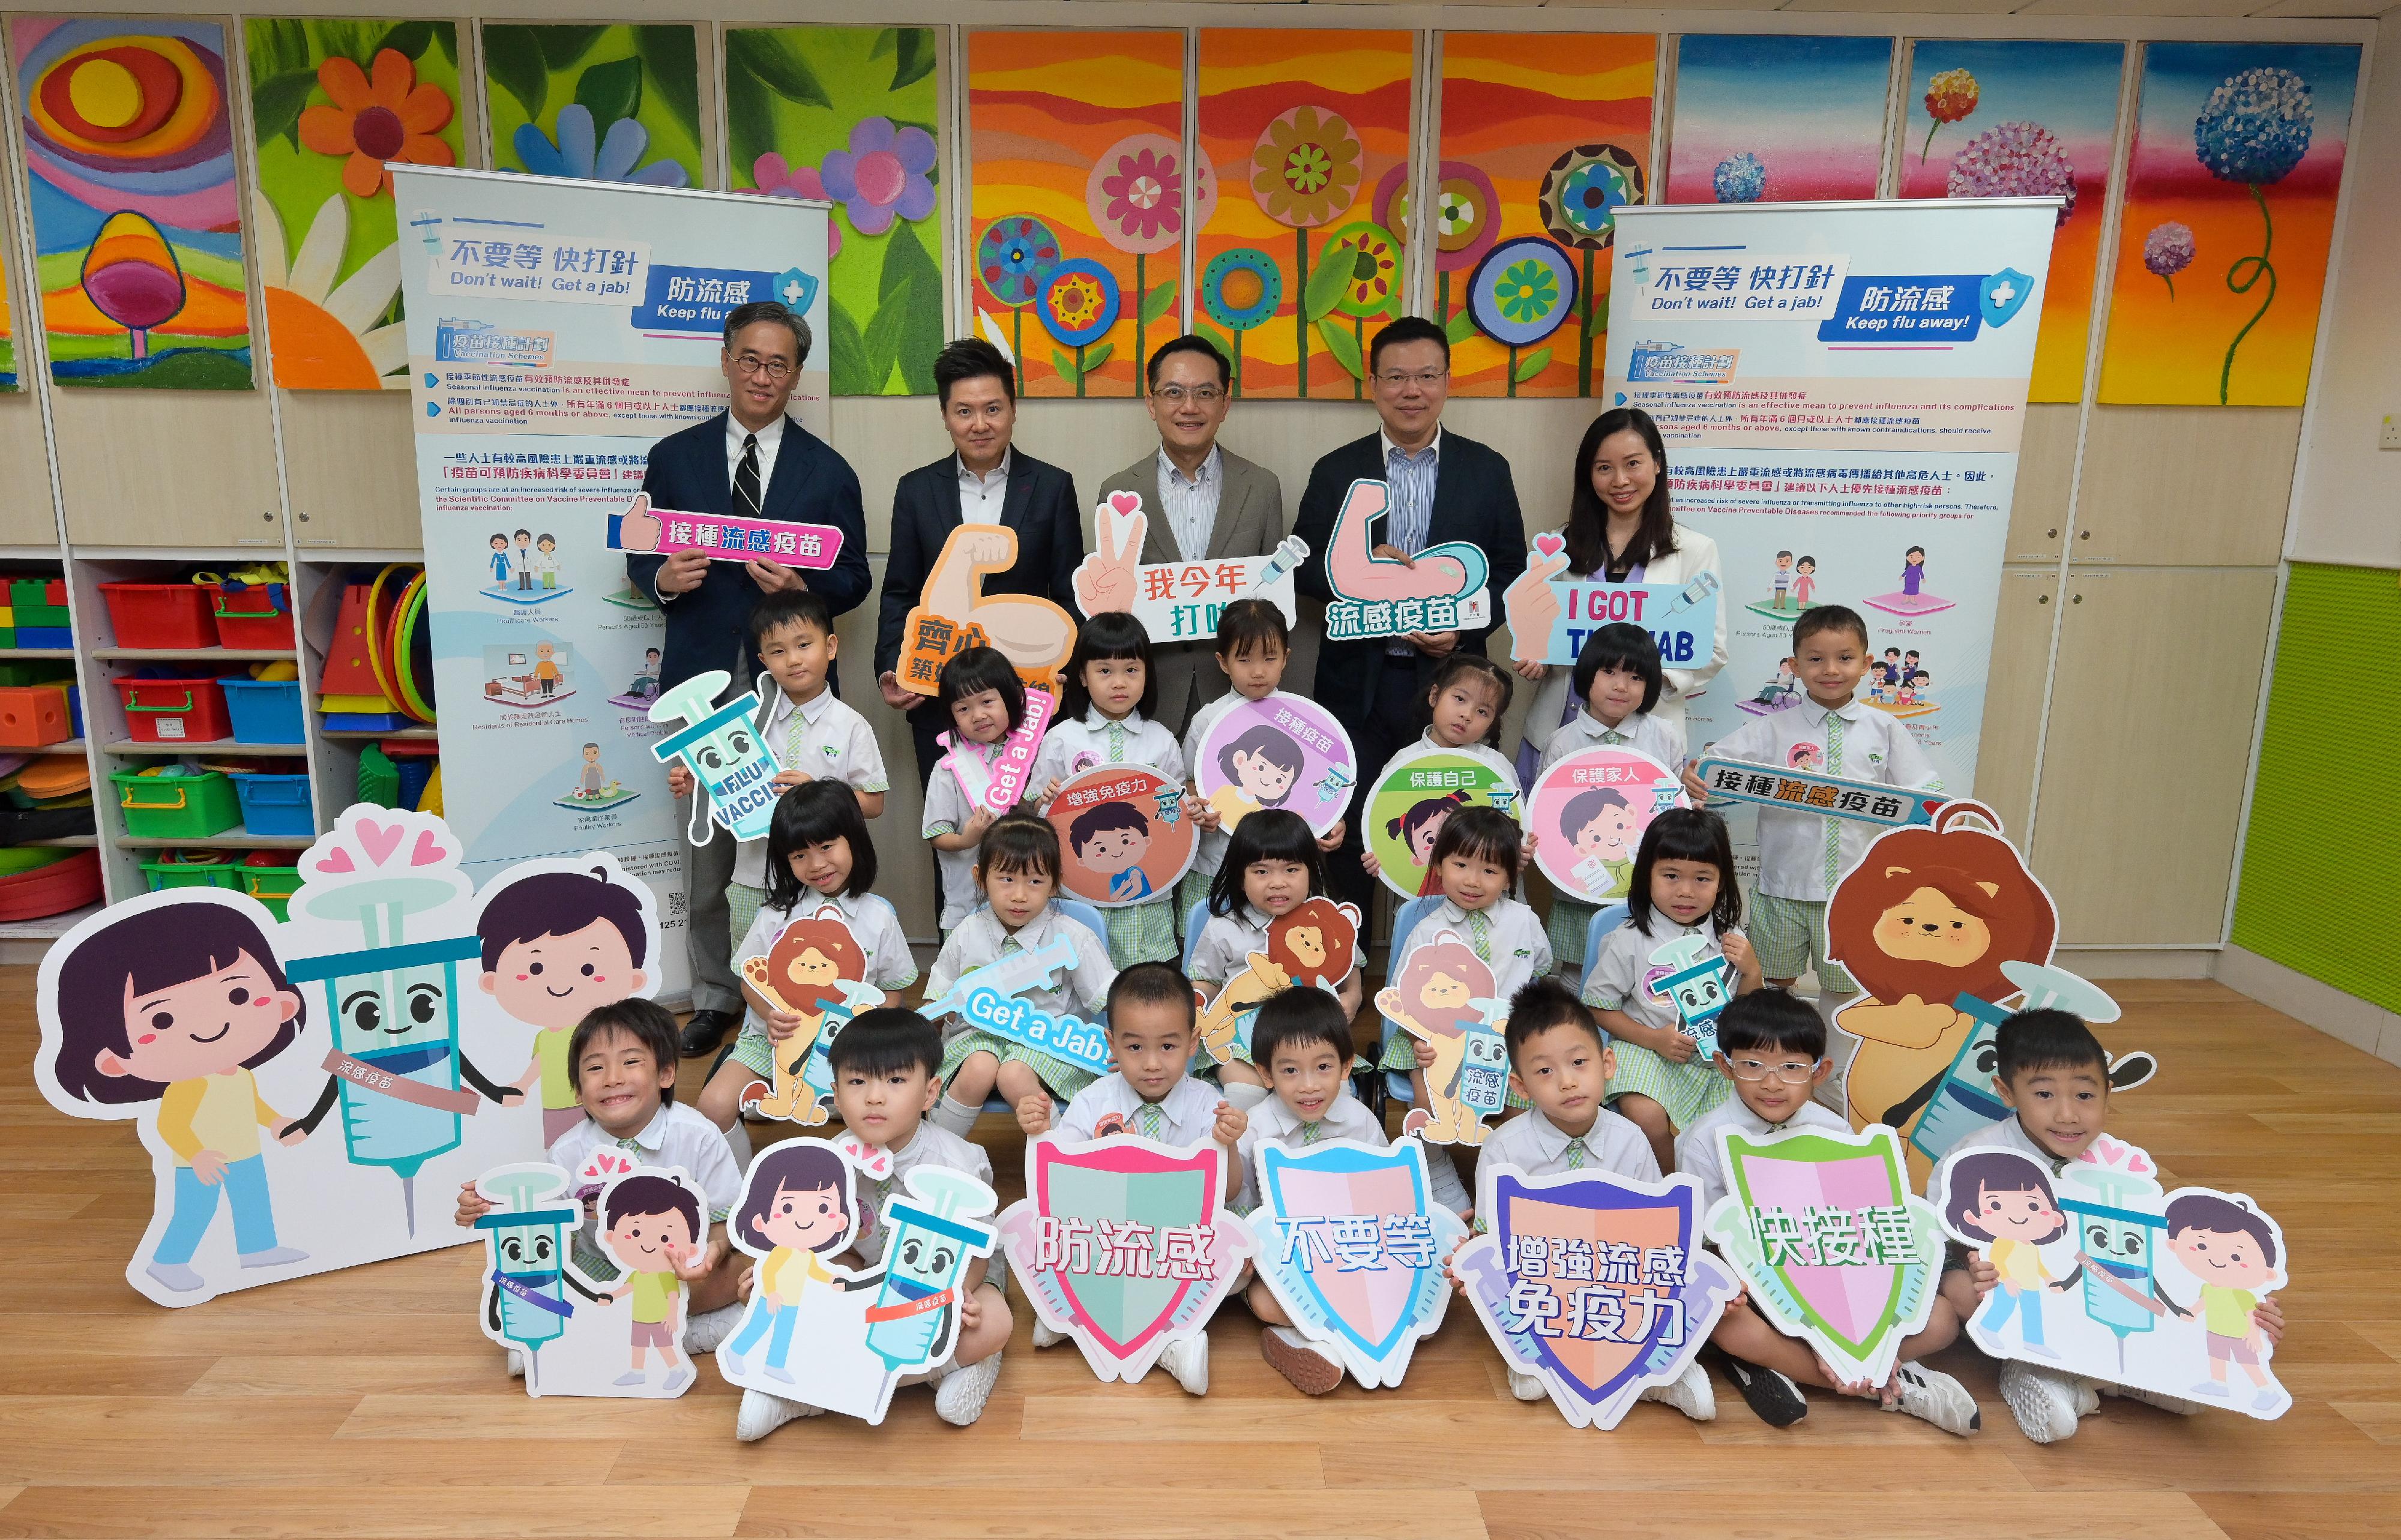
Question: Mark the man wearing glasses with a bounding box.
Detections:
[1292,315,1528,916]
[1092,335,1288,733]
[628,299,869,1057]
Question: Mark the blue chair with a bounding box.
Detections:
[1180,896,1211,972]
[1376,894,1446,1107]
[1577,903,1633,1000]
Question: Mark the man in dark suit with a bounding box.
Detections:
[627,299,869,1054]
[1092,335,1287,736]
[875,337,1082,811]
[1293,315,1528,919]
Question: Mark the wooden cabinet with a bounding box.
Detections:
[2071,405,2298,568]
[52,390,283,548]
[2006,402,2078,565]
[1970,565,2061,840]
[280,391,424,550]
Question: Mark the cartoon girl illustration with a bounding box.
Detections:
[1901,545,1929,598]
[1791,555,1818,608]
[1385,791,1471,889]
[43,900,314,1296]
[1945,1150,2072,1359]
[722,1141,856,1383]
[1210,726,1307,828]
[1375,935,1498,1145]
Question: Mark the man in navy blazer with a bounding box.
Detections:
[627,299,869,1053]
[875,337,1082,807]
[1293,316,1528,918]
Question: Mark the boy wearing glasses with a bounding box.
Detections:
[1678,988,1981,1436]
[1092,335,1290,735]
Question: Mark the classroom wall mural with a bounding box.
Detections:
[1436,31,1654,400]
[1902,40,2125,405]
[245,18,465,391]
[483,23,705,191]
[0,239,16,390]
[1194,28,1414,400]
[11,16,255,389]
[727,26,944,397]
[1666,34,1894,206]
[968,29,1187,399]
[2098,42,2360,407]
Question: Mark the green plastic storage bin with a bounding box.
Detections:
[112,769,241,840]
[238,862,301,921]
[139,853,246,892]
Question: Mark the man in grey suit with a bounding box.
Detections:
[1091,335,1287,735]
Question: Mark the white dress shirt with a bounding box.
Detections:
[1156,445,1223,562]
[729,684,890,890]
[1234,1090,1387,1210]
[1059,1071,1226,1146]
[549,1101,745,1223]
[925,903,1116,1027]
[1583,916,1737,1034]
[1708,695,1942,901]
[1535,708,1688,783]
[727,414,786,505]
[1676,1096,1846,1218]
[957,451,1012,514]
[1475,1104,1661,1220]
[849,1124,995,1267]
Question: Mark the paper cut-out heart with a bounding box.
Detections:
[355,820,403,867]
[313,848,355,874]
[1108,491,1142,517]
[1534,532,1565,560]
[410,831,444,867]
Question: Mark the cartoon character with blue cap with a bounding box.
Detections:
[649,669,782,845]
[471,1163,609,1394]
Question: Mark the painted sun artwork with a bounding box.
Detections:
[13,16,255,388]
[1666,34,1895,207]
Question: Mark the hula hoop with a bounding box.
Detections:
[362,564,408,709]
[391,572,435,723]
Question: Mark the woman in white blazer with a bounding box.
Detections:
[1514,408,1728,782]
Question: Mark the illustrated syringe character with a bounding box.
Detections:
[798,978,897,1115]
[1912,960,2122,1161]
[285,873,513,1235]
[917,933,1080,1022]
[473,1166,605,1394]
[1648,933,1734,1062]
[2059,1154,2171,1374]
[650,670,780,844]
[861,1168,999,1374]
[1459,1000,1512,1121]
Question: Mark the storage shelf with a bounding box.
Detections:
[319,726,437,740]
[0,648,74,660]
[103,739,307,756]
[6,739,86,756]
[18,835,98,848]
[91,646,297,661]
[0,903,101,941]
[112,831,316,850]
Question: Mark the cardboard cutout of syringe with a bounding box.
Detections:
[34,805,661,1308]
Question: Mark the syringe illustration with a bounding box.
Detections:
[917,934,1080,1022]
[1650,568,1720,625]
[472,1164,606,1394]
[861,1167,999,1374]
[650,670,780,846]
[1241,535,1311,598]
[2057,1143,2170,1376]
[1648,933,1735,1061]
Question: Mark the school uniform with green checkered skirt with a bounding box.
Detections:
[1379,897,1551,1110]
[722,677,890,961]
[1533,706,1688,970]
[1582,915,1737,1131]
[1705,697,1941,990]
[1032,706,1186,968]
[929,905,1116,1100]
[728,889,917,1084]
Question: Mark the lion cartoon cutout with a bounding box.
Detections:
[738,906,879,1123]
[1375,932,1502,1146]
[1825,800,2140,1186]
[1193,898,1364,1065]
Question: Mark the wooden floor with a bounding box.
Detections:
[2,974,2396,1539]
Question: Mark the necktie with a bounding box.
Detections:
[735,432,764,521]
[1106,720,1126,762]
[1300,1119,1323,1146]
[1566,1138,1588,1171]
[1468,909,1492,963]
[616,1136,639,1152]
[1822,714,1848,893]
[1139,1103,1163,1140]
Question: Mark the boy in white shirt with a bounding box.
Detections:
[1684,605,1939,1013]
[1020,963,1247,1395]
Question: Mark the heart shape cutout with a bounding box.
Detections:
[1534,532,1565,560]
[313,848,355,874]
[355,819,403,867]
[409,830,445,867]
[1108,491,1142,517]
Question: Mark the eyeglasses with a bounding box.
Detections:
[1151,385,1225,405]
[1375,367,1449,390]
[1726,1057,1824,1084]
[731,352,792,380]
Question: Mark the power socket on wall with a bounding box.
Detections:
[2383,415,2401,450]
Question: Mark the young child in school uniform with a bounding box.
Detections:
[926,814,1116,1137]
[1033,612,1184,968]
[1469,977,1716,1422]
[1182,598,1345,918]
[1361,654,1519,892]
[1020,963,1247,1395]
[1684,605,1939,1021]
[1188,809,1366,1105]
[664,589,888,957]
[1536,622,1688,972]
[923,646,1034,935]
[696,782,917,1136]
[1234,987,1389,1395]
[1687,988,1981,1433]
[734,1008,1014,1442]
[1584,808,1762,1172]
[1380,807,1550,1214]
[1935,1009,2286,1442]
[454,999,746,1376]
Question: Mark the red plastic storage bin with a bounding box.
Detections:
[0,849,101,920]
[208,583,295,649]
[113,676,230,744]
[0,686,70,747]
[98,582,218,649]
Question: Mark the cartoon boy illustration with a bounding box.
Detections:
[484,867,654,1147]
[489,534,512,588]
[600,1173,703,1392]
[512,529,535,591]
[535,642,562,697]
[1209,725,1307,827]
[1070,802,1155,901]
[1560,787,1638,902]
[2163,1194,2286,1411]
[576,744,607,800]
[537,533,560,591]
[1946,1150,2073,1359]
[1771,549,1795,611]
[723,1141,855,1383]
[1788,743,1822,773]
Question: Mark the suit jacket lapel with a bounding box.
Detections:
[999,454,1035,532]
[1204,456,1244,562]
[1426,435,1466,545]
[704,411,734,514]
[759,415,806,520]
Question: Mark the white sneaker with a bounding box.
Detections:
[735,1388,822,1442]
[506,1349,526,1379]
[1031,1317,1066,1349]
[1999,1359,2080,1443]
[1637,1361,1716,1422]
[1158,1335,1209,1396]
[1508,1369,1549,1403]
[1259,1327,1343,1396]
[682,1304,743,1355]
[2098,1381,2200,1416]
[934,1353,1003,1427]
[1888,1364,1980,1437]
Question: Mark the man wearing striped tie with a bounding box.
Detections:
[628,300,871,1058]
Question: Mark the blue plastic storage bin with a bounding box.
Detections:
[219,679,305,744]
[229,772,315,837]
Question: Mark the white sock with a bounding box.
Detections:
[722,1116,754,1171]
[1223,1081,1273,1114]
[931,1093,983,1137]
[1423,1142,1471,1215]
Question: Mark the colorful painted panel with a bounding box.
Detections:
[1666,35,1894,206]
[728,26,944,397]
[483,24,703,191]
[1902,40,2124,405]
[1195,29,1415,400]
[0,239,16,389]
[13,17,254,388]
[1438,32,1654,399]
[247,19,465,391]
[2098,43,2360,407]
[967,30,1186,399]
